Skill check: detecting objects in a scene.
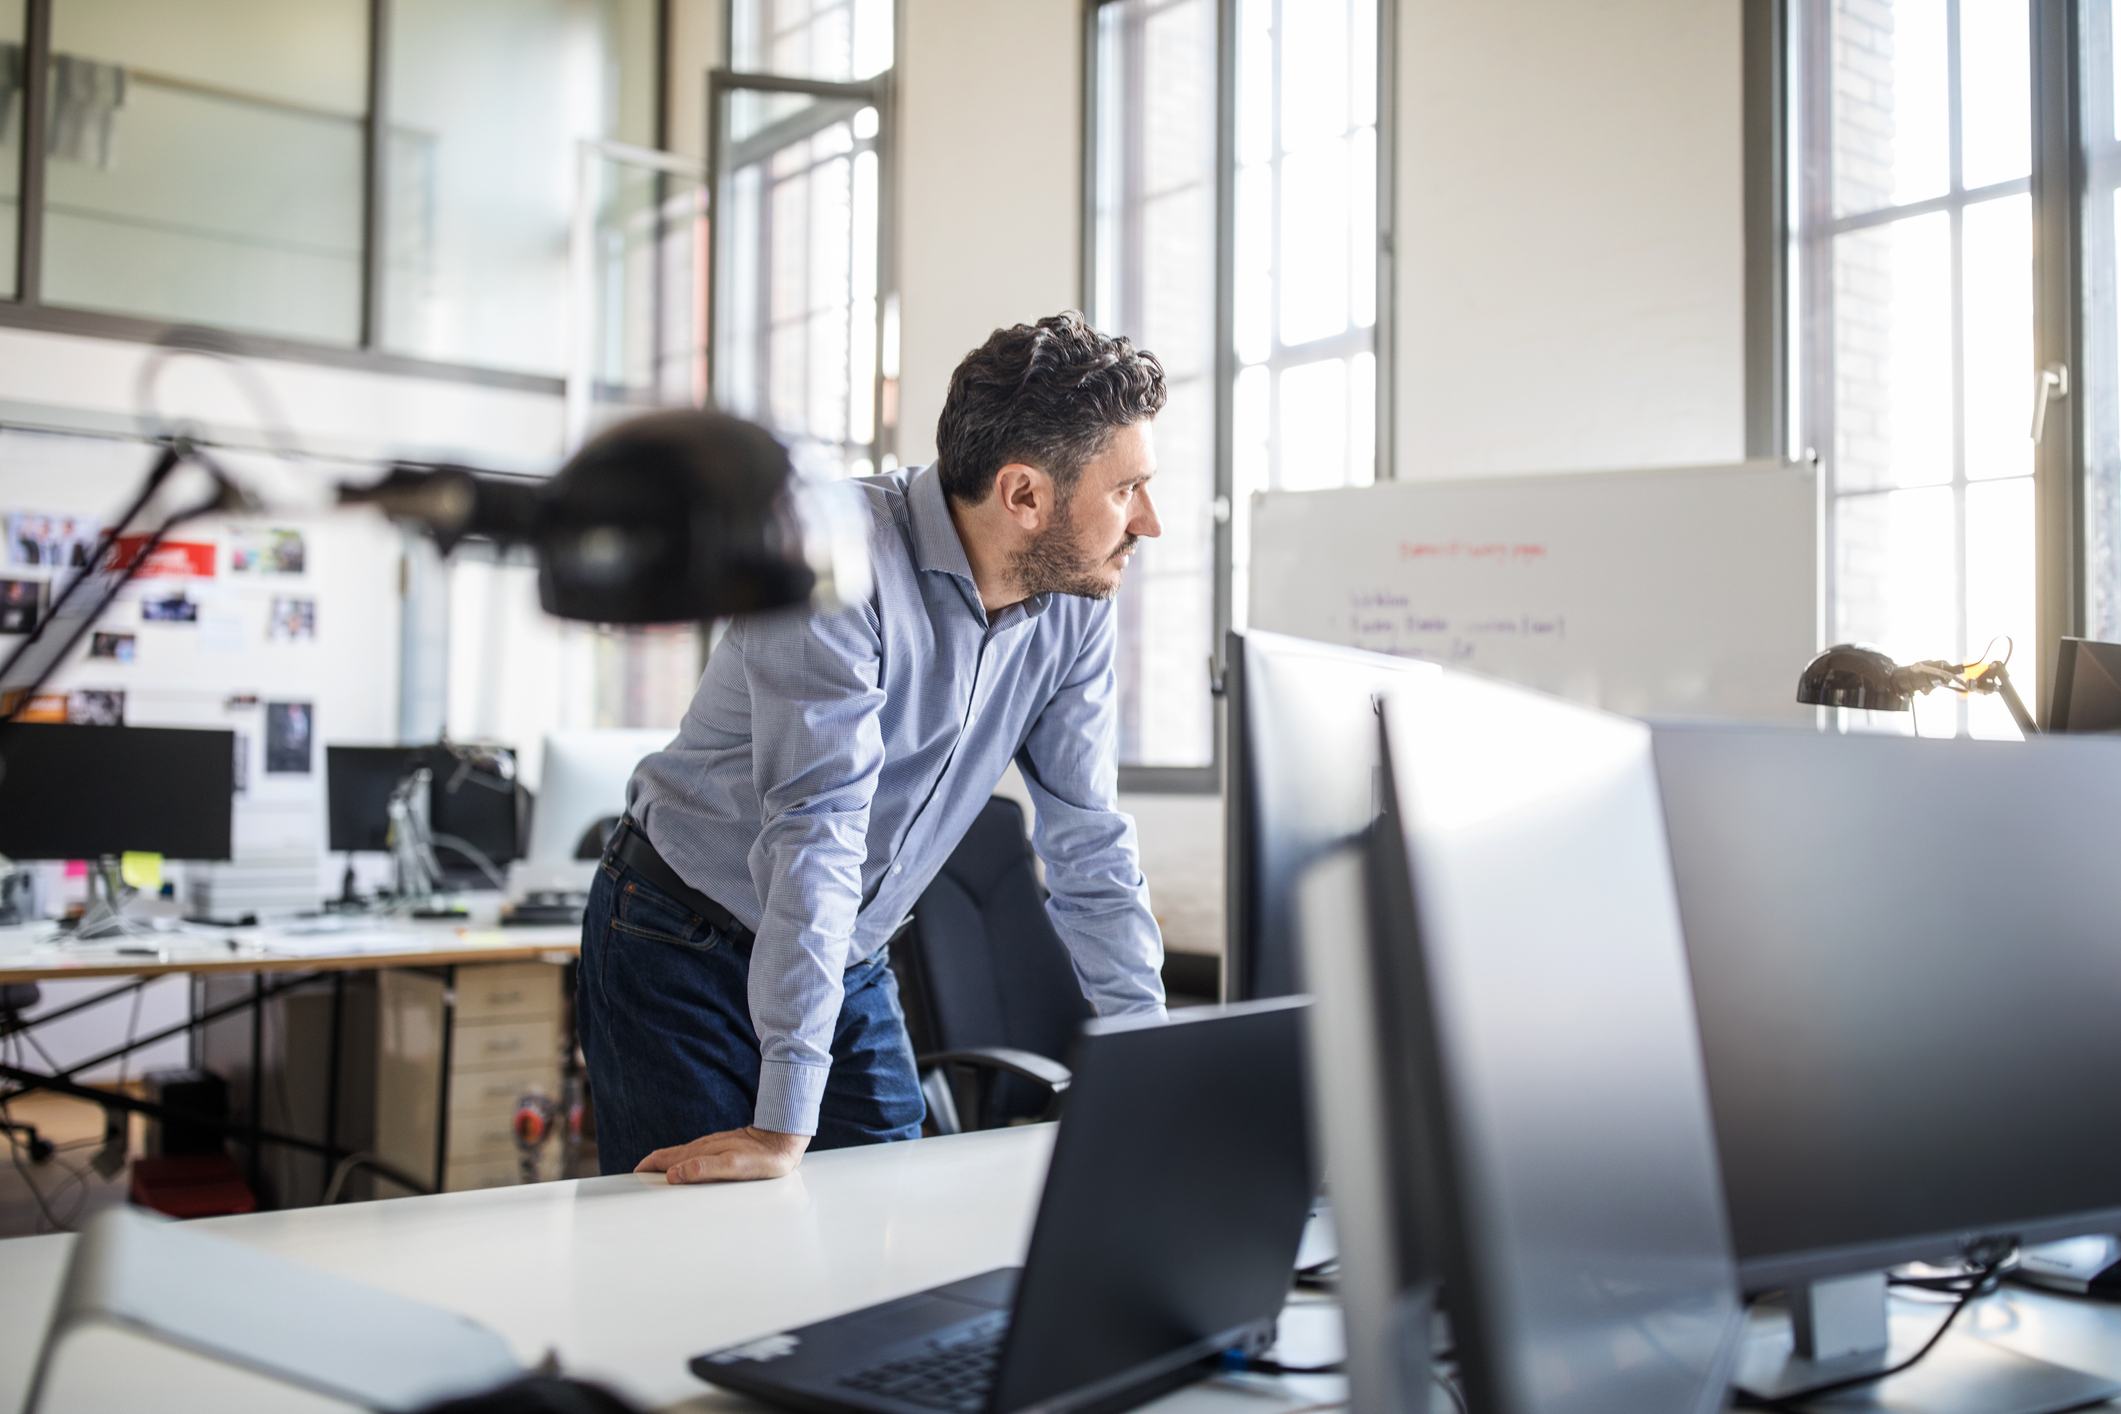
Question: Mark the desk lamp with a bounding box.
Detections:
[0,407,868,730]
[1796,642,2038,736]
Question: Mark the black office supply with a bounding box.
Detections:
[325,745,421,854]
[2047,636,2121,732]
[1653,725,2121,1410]
[1328,671,1743,1414]
[1222,629,1432,1003]
[691,998,1316,1414]
[421,743,521,887]
[0,723,234,861]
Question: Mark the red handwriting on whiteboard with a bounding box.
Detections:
[1397,541,1549,562]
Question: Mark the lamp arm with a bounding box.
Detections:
[1971,662,2041,736]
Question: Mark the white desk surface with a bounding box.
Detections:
[0,917,581,984]
[0,1124,1349,1414]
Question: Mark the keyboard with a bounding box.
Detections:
[839,1317,1008,1412]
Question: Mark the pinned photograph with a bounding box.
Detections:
[66,689,125,725]
[0,576,46,634]
[231,527,307,576]
[88,631,136,661]
[142,592,200,623]
[268,595,317,642]
[265,700,313,774]
[6,512,103,571]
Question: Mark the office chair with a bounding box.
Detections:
[2,982,56,1162]
[893,796,1088,1135]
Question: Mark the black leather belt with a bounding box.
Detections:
[606,817,753,943]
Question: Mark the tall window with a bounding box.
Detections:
[712,1,893,479]
[1793,0,2036,737]
[1090,0,1388,780]
[2080,0,2121,644]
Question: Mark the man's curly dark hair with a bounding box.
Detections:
[934,311,1167,505]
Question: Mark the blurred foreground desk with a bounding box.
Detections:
[0,1125,1351,1413]
[0,919,580,1200]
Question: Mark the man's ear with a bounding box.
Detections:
[992,462,1054,530]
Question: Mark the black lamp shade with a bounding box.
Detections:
[536,409,816,624]
[1796,643,1912,710]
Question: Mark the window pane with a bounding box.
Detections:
[45,0,368,342]
[732,0,892,80]
[1962,193,2033,481]
[0,2,22,298]
[1830,0,1949,216]
[1834,487,1959,736]
[1279,0,1348,153]
[715,89,880,478]
[1279,138,1351,345]
[1831,213,1953,491]
[1965,477,2035,737]
[1959,0,2031,190]
[384,0,657,376]
[576,151,709,437]
[1092,0,1218,770]
[1278,359,1348,493]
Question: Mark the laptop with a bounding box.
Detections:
[690,997,1316,1414]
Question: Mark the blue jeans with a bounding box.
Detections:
[576,855,925,1175]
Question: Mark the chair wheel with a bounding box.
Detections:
[26,1136,55,1163]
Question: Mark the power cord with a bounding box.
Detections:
[1734,1248,2013,1410]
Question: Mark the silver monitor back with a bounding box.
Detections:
[1653,725,2121,1291]
[1223,628,1436,1001]
[1332,670,1742,1414]
[513,727,670,896]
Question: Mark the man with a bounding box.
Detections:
[578,311,1170,1184]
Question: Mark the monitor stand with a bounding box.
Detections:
[72,857,153,942]
[1733,1272,2121,1413]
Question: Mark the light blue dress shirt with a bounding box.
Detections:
[627,462,1166,1135]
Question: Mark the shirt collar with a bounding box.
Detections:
[907,463,1053,621]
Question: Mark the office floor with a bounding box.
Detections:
[0,1090,137,1239]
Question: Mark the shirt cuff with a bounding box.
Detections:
[754,1059,830,1137]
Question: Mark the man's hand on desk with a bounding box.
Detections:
[637,1126,811,1183]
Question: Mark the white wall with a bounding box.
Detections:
[1393,0,1746,478]
[892,0,1085,467]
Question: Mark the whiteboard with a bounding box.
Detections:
[1245,459,1819,722]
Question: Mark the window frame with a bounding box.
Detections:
[703,65,896,478]
[1755,0,2086,718]
[1084,0,1397,795]
[3,0,674,395]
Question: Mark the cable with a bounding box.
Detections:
[430,832,510,890]
[1431,1366,1469,1414]
[1,1034,91,1232]
[1734,1254,2010,1410]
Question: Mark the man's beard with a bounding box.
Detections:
[1008,497,1138,601]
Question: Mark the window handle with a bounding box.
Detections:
[2032,363,2070,444]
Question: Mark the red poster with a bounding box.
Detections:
[108,536,216,579]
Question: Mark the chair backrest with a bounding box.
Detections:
[897,796,1093,1126]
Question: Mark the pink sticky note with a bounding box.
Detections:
[63,859,88,878]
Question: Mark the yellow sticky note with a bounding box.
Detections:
[121,852,164,892]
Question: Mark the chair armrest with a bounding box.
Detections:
[917,1046,1072,1096]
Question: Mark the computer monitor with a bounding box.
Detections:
[2047,637,2121,732]
[1222,629,1435,1001]
[1653,725,2121,1289]
[1306,670,1743,1414]
[325,745,422,854]
[422,743,521,888]
[513,729,668,897]
[0,724,235,860]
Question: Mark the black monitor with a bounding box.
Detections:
[2048,637,2121,732]
[324,742,520,886]
[325,745,422,853]
[0,724,235,860]
[1223,629,1434,1001]
[1653,725,2121,1292]
[423,743,521,886]
[1315,671,1741,1413]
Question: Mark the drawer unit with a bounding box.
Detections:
[375,961,570,1193]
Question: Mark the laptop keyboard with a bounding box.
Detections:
[839,1317,1008,1412]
